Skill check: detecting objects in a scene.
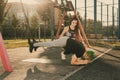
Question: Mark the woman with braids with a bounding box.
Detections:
[28,17,88,65]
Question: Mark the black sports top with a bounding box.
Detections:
[65,26,76,38]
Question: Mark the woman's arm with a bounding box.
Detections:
[75,29,83,42]
[78,29,84,42]
[77,29,88,48]
[60,27,68,37]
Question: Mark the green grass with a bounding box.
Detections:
[4,39,28,49]
[4,39,51,49]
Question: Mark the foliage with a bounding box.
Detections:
[0,0,11,30]
[85,19,102,34]
[30,14,39,28]
[11,14,19,28]
[103,25,118,37]
[1,1,118,39]
[36,1,51,21]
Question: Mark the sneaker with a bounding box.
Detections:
[28,38,34,53]
[61,51,66,60]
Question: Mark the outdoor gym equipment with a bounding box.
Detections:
[55,0,90,47]
[0,32,12,72]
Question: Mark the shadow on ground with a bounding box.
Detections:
[37,47,72,64]
[24,66,46,80]
[24,65,73,80]
[0,72,11,80]
[66,58,120,80]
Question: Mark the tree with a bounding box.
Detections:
[11,14,19,39]
[85,19,102,34]
[86,19,94,34]
[0,0,11,31]
[36,0,52,40]
[36,2,50,22]
[30,15,39,38]
[20,0,32,38]
[30,15,39,28]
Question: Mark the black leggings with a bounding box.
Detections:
[64,38,85,58]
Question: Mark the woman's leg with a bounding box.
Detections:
[28,37,69,53]
[34,36,69,47]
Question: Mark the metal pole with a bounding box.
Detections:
[50,2,54,40]
[75,0,77,11]
[118,0,120,39]
[112,0,115,38]
[101,2,102,34]
[94,0,97,36]
[44,21,46,41]
[38,25,41,41]
[0,32,12,72]
[117,8,119,38]
[84,0,87,33]
[107,5,109,38]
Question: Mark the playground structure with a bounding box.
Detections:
[54,0,120,39]
[0,32,12,72]
[55,0,90,47]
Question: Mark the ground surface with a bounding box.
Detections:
[0,46,120,80]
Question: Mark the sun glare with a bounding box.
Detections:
[8,0,38,4]
[8,0,55,4]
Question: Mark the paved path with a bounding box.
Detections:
[65,49,120,80]
[0,46,119,80]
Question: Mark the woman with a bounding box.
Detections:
[28,17,88,65]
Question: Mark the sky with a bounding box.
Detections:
[72,0,118,25]
[8,0,54,4]
[8,0,37,4]
[8,0,119,25]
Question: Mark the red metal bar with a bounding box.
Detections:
[55,11,66,39]
[55,0,90,47]
[74,11,90,47]
[0,32,12,72]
